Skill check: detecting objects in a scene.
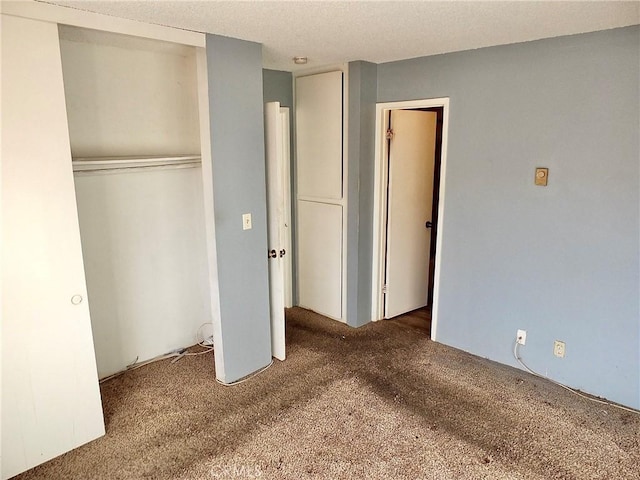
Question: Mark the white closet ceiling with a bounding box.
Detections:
[44,1,639,71]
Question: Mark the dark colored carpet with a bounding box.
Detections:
[15,307,640,479]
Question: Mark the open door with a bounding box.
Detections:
[384,110,438,318]
[264,102,291,360]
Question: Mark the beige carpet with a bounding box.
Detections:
[15,307,640,480]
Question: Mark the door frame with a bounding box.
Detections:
[279,107,294,308]
[371,98,450,341]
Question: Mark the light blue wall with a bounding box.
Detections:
[263,69,293,108]
[377,26,640,408]
[346,61,378,327]
[206,35,272,382]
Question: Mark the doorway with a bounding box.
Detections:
[371,99,450,340]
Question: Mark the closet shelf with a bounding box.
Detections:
[72,154,201,174]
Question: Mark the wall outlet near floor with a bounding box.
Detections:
[553,340,565,358]
[517,329,527,345]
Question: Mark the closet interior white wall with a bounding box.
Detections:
[59,25,213,378]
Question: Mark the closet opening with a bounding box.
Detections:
[59,25,214,381]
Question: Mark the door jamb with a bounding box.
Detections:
[371,98,450,342]
[280,107,294,308]
[196,48,226,380]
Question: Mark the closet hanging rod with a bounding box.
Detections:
[72,154,201,173]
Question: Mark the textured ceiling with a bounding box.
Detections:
[45,1,640,71]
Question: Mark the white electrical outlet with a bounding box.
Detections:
[553,340,565,358]
[242,213,252,230]
[517,329,527,345]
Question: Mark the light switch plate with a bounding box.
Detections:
[535,167,549,186]
[242,213,252,230]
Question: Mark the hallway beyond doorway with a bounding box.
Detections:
[388,306,432,337]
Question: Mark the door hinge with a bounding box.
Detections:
[382,284,388,294]
[386,129,394,140]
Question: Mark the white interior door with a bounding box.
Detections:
[384,110,437,319]
[265,102,287,360]
[1,14,105,479]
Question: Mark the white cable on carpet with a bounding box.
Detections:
[196,322,214,347]
[513,339,639,415]
[99,323,215,383]
[215,360,274,387]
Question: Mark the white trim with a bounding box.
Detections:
[280,107,294,308]
[336,65,350,324]
[371,98,450,342]
[1,1,204,47]
[293,63,350,78]
[196,48,226,382]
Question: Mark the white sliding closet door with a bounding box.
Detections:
[1,15,105,479]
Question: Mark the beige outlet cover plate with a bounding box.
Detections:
[535,167,549,186]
